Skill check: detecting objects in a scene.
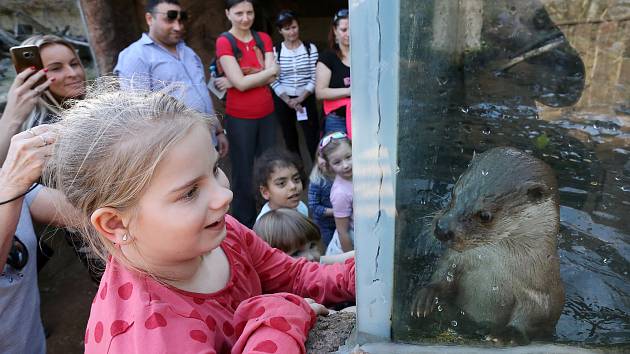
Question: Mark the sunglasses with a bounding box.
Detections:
[319,131,348,150]
[276,10,296,27]
[6,236,29,271]
[154,10,188,22]
[333,8,349,23]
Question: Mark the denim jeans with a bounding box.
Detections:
[323,113,347,136]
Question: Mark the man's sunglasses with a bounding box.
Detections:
[333,8,349,23]
[154,10,188,22]
[6,236,29,271]
[319,131,348,150]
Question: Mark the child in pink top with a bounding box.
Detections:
[319,132,354,256]
[45,89,355,354]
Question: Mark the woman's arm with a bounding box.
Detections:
[30,187,81,227]
[315,62,350,101]
[334,217,353,252]
[218,53,278,92]
[0,68,52,163]
[0,126,56,269]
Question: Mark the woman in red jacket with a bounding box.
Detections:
[214,0,279,227]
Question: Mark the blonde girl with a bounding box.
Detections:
[319,132,353,255]
[45,87,355,353]
[307,144,336,248]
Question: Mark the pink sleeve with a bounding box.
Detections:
[104,303,218,354]
[231,293,315,354]
[240,224,356,306]
[331,185,353,218]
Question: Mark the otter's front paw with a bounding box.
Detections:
[411,285,440,318]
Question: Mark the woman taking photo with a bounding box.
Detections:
[214,0,279,227]
[0,34,86,163]
[271,10,319,159]
[316,9,351,137]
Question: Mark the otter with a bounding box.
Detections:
[412,147,564,344]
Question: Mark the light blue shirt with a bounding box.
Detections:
[114,33,214,115]
[256,201,309,222]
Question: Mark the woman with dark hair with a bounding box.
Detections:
[214,0,279,227]
[315,9,351,137]
[271,10,320,159]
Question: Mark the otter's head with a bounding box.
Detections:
[434,147,559,252]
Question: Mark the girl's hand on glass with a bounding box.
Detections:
[3,68,54,125]
[0,125,56,194]
[304,297,329,316]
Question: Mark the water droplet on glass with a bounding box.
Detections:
[621,186,630,192]
[460,310,465,316]
[395,166,401,175]
[446,272,454,282]
[460,107,469,114]
[477,254,482,260]
[603,258,611,265]
[451,263,457,269]
[437,305,443,312]
[451,320,458,327]
[614,176,621,181]
[492,286,499,291]
[590,181,599,186]
[481,170,489,176]
[482,128,491,135]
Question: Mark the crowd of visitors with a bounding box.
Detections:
[0,0,355,353]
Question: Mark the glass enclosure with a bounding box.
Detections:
[379,0,629,348]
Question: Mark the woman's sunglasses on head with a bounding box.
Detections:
[154,10,188,22]
[333,8,349,23]
[276,10,296,25]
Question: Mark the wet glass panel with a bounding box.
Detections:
[393,0,629,347]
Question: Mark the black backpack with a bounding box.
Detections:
[274,41,312,61]
[211,31,265,77]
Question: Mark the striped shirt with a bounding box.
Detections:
[271,42,318,97]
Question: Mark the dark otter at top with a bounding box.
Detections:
[412,147,564,344]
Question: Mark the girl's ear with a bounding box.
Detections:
[225,9,230,19]
[260,185,271,201]
[90,207,130,245]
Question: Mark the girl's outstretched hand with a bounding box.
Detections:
[304,297,329,316]
[3,68,54,125]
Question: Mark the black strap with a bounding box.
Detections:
[251,31,265,53]
[0,183,38,206]
[220,31,241,59]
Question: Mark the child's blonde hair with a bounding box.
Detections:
[309,147,334,185]
[253,208,321,253]
[44,82,218,268]
[319,131,352,169]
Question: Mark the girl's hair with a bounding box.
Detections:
[253,208,321,253]
[309,147,334,185]
[253,148,306,199]
[328,8,349,58]
[275,10,298,29]
[44,80,219,272]
[319,131,352,165]
[225,0,255,10]
[19,34,84,131]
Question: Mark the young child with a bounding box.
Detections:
[45,89,355,354]
[320,132,354,256]
[253,208,354,265]
[307,148,336,248]
[253,148,308,222]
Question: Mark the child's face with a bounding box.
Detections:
[125,127,233,265]
[261,165,303,210]
[287,241,321,262]
[327,142,352,180]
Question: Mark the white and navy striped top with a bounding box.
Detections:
[271,42,318,97]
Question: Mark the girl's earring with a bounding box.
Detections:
[122,234,128,242]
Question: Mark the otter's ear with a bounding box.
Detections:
[523,182,547,202]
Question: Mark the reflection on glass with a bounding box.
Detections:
[394,0,628,346]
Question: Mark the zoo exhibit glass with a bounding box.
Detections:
[390,0,629,348]
[153,10,188,22]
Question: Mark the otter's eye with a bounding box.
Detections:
[478,211,493,223]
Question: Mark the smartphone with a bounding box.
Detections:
[10,45,46,86]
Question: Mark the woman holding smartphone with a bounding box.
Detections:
[0,34,86,163]
[214,0,279,227]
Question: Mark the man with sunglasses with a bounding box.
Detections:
[114,0,229,157]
